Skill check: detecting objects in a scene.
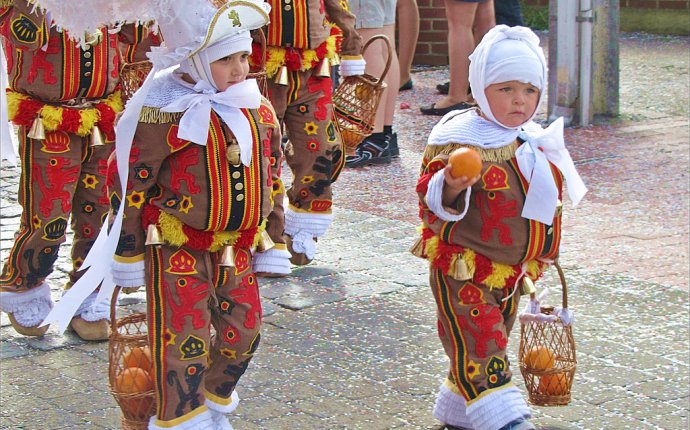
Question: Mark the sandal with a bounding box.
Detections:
[420,102,473,116]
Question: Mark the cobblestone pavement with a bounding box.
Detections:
[1,34,688,430]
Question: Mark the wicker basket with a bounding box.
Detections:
[119,60,153,103]
[108,287,156,429]
[248,28,268,98]
[518,260,577,406]
[332,34,392,155]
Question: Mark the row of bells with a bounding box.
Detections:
[273,55,339,86]
[27,115,106,147]
[145,225,275,268]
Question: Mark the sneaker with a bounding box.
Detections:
[499,419,536,430]
[344,137,391,168]
[387,132,399,158]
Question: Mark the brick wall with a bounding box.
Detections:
[521,0,689,8]
[415,1,448,66]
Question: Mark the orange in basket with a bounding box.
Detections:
[123,346,153,375]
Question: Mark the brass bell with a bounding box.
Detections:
[521,277,536,296]
[90,125,105,147]
[409,236,425,258]
[27,115,46,140]
[330,54,340,66]
[316,58,330,78]
[255,230,275,253]
[145,224,163,246]
[450,255,471,281]
[218,245,236,267]
[225,144,241,166]
[274,65,289,86]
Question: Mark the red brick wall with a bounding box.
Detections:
[415,2,448,66]
[521,0,689,7]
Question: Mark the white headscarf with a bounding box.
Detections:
[469,25,547,130]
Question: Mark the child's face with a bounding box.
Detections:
[484,80,540,128]
[210,51,250,92]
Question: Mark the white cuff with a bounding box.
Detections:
[74,290,110,322]
[433,383,474,429]
[426,170,472,222]
[112,260,145,288]
[339,58,367,77]
[148,407,215,430]
[205,390,240,414]
[0,282,53,326]
[253,248,292,275]
[466,385,531,430]
[284,207,333,238]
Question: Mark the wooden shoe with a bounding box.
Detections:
[69,316,110,341]
[8,313,49,337]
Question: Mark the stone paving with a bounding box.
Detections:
[1,33,689,430]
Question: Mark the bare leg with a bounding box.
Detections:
[396,0,419,85]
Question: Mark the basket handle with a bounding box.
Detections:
[361,34,392,85]
[110,286,122,333]
[553,258,568,310]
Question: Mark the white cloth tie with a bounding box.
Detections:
[516,117,587,225]
[161,79,262,167]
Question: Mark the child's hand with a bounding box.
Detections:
[443,165,480,193]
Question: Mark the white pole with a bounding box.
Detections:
[578,0,593,126]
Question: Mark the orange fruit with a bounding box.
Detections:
[123,346,153,374]
[524,346,555,370]
[448,147,482,179]
[115,367,154,418]
[538,373,569,396]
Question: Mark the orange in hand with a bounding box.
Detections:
[123,346,153,374]
[538,373,569,396]
[524,345,555,370]
[448,147,482,179]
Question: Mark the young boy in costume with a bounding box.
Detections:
[250,0,364,276]
[0,0,155,340]
[104,1,278,428]
[413,26,587,430]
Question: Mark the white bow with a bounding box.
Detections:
[516,117,588,225]
[161,79,262,167]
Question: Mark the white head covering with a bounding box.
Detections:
[469,25,547,130]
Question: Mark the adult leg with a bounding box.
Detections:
[0,128,84,336]
[473,0,496,46]
[421,0,477,113]
[396,0,419,87]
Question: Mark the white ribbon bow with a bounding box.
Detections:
[515,117,588,225]
[161,79,262,167]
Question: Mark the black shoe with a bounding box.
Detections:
[437,81,450,95]
[387,132,399,158]
[420,102,473,116]
[399,78,413,91]
[345,137,391,168]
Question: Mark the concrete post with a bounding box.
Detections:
[591,0,620,117]
[547,0,579,125]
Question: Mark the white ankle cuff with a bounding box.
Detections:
[284,207,333,238]
[466,385,531,430]
[433,382,474,429]
[253,248,292,274]
[0,283,53,326]
[148,407,215,430]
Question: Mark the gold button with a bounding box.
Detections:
[236,194,245,201]
[232,171,241,179]
[547,227,553,235]
[84,62,92,67]
[235,183,244,191]
[83,52,92,58]
[84,71,92,77]
[285,0,291,3]
[284,5,292,11]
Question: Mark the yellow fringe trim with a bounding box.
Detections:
[157,211,266,252]
[139,107,183,124]
[264,34,340,78]
[423,141,518,165]
[0,0,13,7]
[423,233,544,290]
[6,91,123,137]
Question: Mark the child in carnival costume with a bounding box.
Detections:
[0,0,156,340]
[250,0,364,276]
[43,0,278,428]
[413,25,587,430]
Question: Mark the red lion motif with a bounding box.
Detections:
[475,192,518,245]
[166,276,208,333]
[229,273,262,329]
[34,157,80,217]
[457,303,507,358]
